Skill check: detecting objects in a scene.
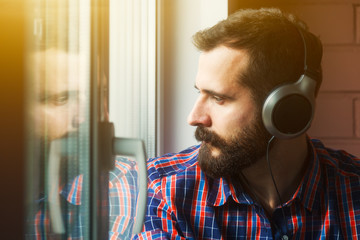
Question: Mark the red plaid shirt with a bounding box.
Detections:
[26,157,138,240]
[134,139,360,240]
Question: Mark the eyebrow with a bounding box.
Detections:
[38,90,79,102]
[194,85,234,100]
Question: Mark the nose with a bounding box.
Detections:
[72,115,85,129]
[70,93,86,129]
[187,96,211,127]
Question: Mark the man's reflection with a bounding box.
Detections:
[26,48,87,239]
[26,48,138,239]
[31,48,86,141]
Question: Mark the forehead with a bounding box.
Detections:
[31,49,85,94]
[196,46,249,92]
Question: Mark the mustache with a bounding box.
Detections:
[195,126,225,148]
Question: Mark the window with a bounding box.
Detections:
[109,0,157,158]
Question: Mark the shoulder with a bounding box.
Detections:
[311,139,360,177]
[147,145,200,179]
[311,139,360,229]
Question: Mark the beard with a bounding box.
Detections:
[195,116,271,179]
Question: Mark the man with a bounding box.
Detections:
[26,48,139,239]
[133,8,360,239]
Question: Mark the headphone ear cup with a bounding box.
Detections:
[262,75,316,139]
[272,94,313,134]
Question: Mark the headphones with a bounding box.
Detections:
[262,28,320,139]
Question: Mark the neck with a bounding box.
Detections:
[239,134,309,215]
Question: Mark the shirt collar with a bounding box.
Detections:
[294,138,324,212]
[60,174,83,205]
[206,176,255,207]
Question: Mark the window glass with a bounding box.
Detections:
[109,0,157,158]
[24,0,151,239]
[25,0,91,238]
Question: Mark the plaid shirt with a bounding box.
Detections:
[133,139,360,240]
[27,157,138,240]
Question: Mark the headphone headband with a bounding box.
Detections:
[261,27,319,139]
[297,27,322,82]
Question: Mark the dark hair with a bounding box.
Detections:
[192,8,323,108]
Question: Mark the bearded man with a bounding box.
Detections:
[134,8,360,240]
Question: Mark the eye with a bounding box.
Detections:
[52,93,69,106]
[212,95,225,104]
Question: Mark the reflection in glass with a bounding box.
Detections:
[24,0,145,239]
[25,48,91,239]
[108,156,139,238]
[25,0,91,238]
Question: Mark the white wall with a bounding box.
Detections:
[159,0,228,155]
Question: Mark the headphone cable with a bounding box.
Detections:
[266,136,290,239]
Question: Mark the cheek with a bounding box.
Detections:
[47,108,72,139]
[214,106,256,137]
[34,106,72,140]
[31,106,46,137]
